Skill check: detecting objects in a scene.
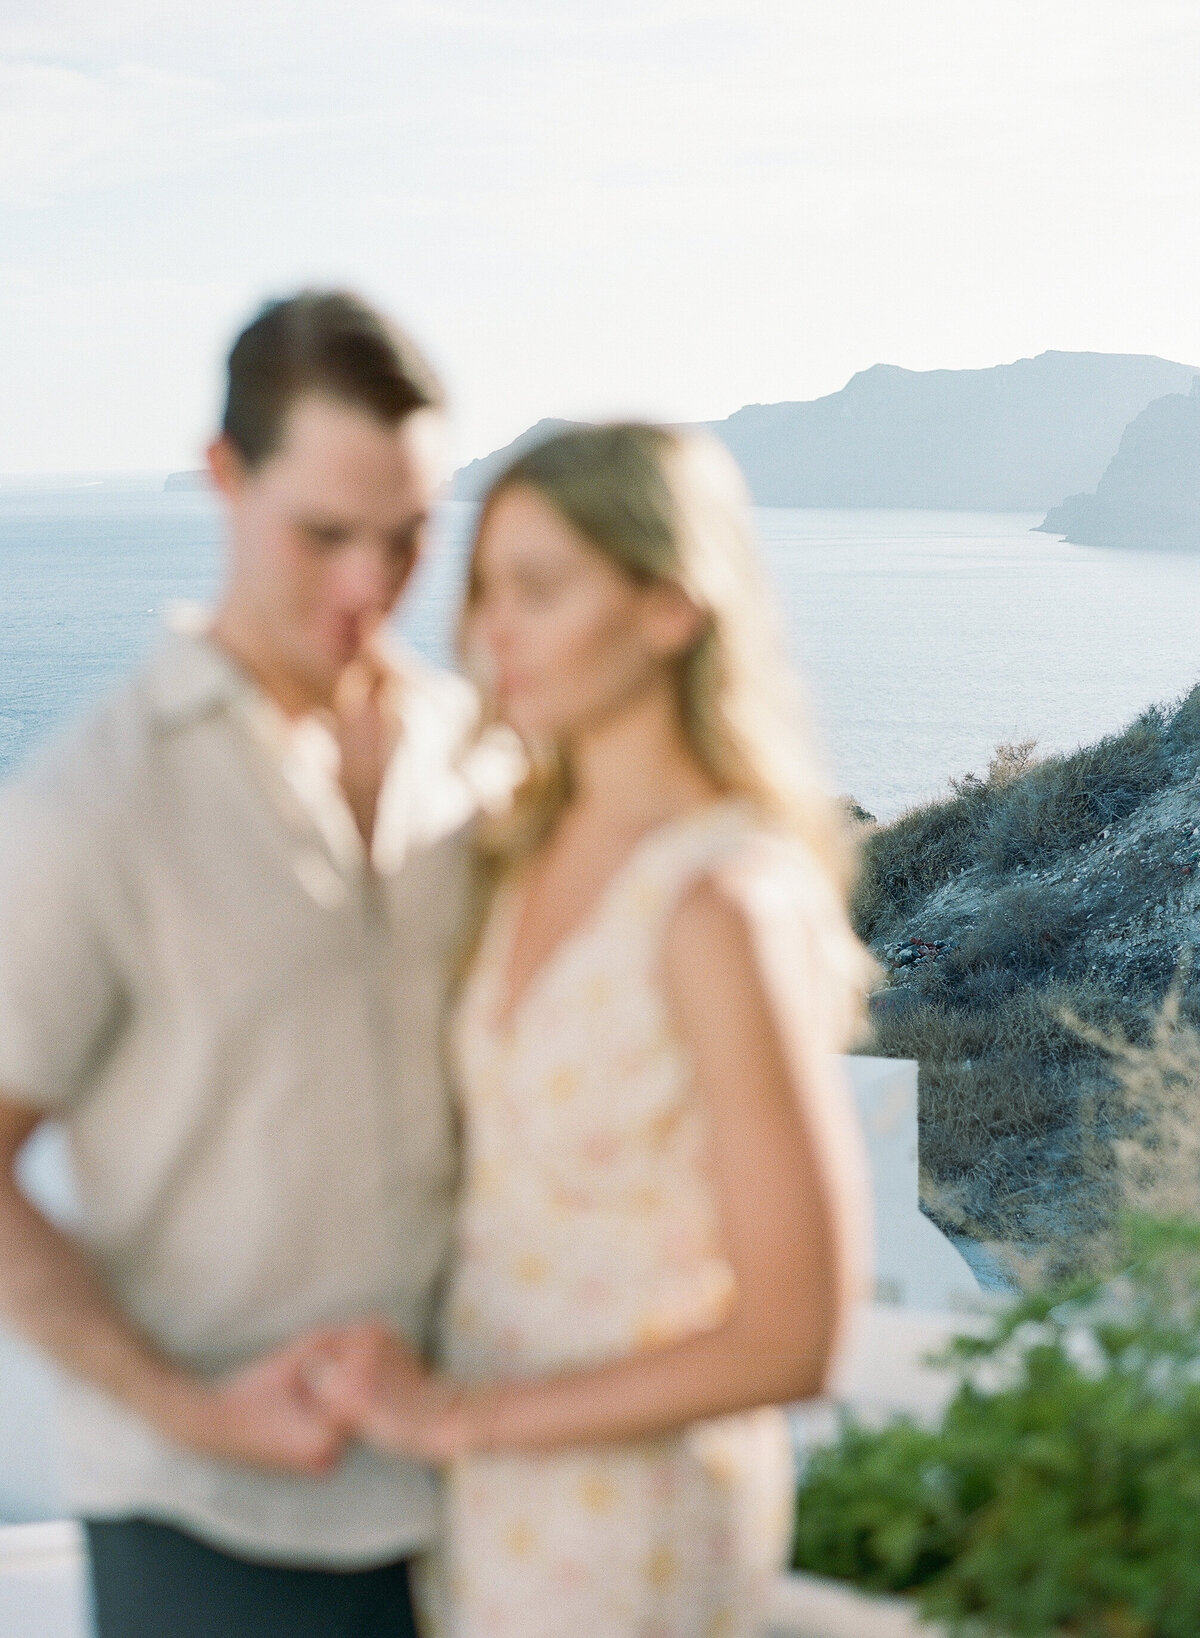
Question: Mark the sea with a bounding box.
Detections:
[4,478,1200,819]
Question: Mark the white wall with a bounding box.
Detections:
[841,1056,978,1313]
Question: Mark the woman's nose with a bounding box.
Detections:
[477,602,519,662]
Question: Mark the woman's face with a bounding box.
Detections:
[467,484,695,744]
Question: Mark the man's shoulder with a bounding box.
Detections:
[3,626,248,823]
[0,669,159,829]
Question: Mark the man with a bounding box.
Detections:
[0,291,481,1636]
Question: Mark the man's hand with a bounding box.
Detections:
[302,1321,468,1465]
[160,1339,348,1477]
[0,1097,342,1480]
[332,650,403,849]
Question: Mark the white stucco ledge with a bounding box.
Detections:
[765,1571,931,1637]
[0,1521,90,1638]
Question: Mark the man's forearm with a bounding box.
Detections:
[0,1168,195,1430]
[0,1098,345,1476]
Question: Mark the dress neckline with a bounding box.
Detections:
[487,796,747,1039]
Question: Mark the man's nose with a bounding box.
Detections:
[332,542,396,613]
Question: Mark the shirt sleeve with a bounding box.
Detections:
[0,757,127,1113]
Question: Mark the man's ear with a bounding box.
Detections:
[642,582,708,660]
[206,434,249,500]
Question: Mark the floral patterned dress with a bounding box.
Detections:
[421,802,799,1638]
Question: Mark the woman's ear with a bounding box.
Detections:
[640,582,708,660]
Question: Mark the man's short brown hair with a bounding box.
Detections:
[222,290,445,468]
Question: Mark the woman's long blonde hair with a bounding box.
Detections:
[462,421,858,899]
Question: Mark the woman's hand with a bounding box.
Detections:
[302,1321,470,1465]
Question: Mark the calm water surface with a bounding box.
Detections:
[3,483,1199,820]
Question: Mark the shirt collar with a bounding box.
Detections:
[142,607,255,730]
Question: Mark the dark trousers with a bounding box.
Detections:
[85,1517,420,1638]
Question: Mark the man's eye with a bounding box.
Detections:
[302,523,348,549]
[386,528,421,565]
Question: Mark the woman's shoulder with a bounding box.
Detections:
[651,804,840,971]
[623,798,837,929]
[663,800,835,909]
[662,805,874,1050]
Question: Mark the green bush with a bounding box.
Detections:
[790,1418,956,1594]
[793,1218,1200,1636]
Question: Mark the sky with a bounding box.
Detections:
[2,0,1198,474]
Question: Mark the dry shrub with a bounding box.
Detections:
[852,694,1200,946]
[1063,958,1200,1225]
[851,793,981,941]
[1165,681,1200,757]
[981,710,1173,872]
[870,978,1138,1248]
[853,686,1200,1260]
[920,1055,1070,1183]
[852,742,1034,941]
[877,985,1112,1176]
[949,883,1089,979]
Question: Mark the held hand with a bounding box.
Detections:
[331,650,403,848]
[161,1339,347,1476]
[303,1321,469,1465]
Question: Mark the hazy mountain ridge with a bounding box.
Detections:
[453,353,1199,510]
[1037,379,1200,550]
[451,418,577,502]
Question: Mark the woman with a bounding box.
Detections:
[315,423,874,1638]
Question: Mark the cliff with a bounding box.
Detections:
[854,687,1200,1266]
[1037,379,1200,549]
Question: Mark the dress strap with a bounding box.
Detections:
[610,798,760,945]
[616,798,871,1056]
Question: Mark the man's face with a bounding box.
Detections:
[211,395,445,710]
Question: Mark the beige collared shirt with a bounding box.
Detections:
[0,625,490,1566]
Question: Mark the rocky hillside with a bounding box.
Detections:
[1037,378,1200,550]
[854,687,1200,1264]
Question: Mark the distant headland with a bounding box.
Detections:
[453,352,1200,512]
[1036,379,1200,551]
[163,470,211,492]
